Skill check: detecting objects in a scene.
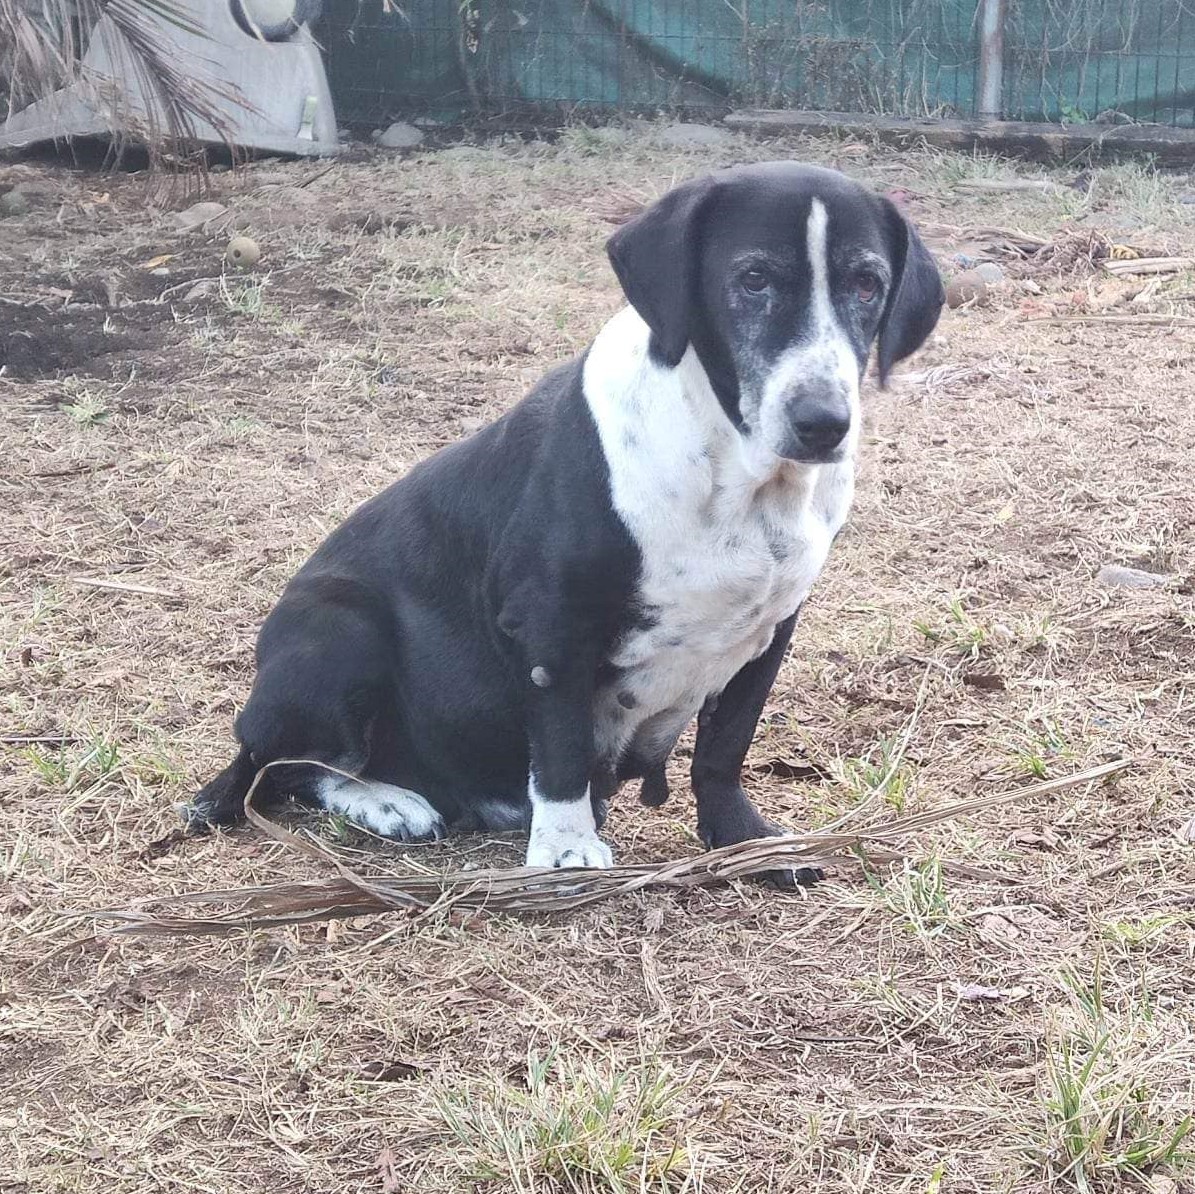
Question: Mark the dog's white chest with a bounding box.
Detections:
[583,308,854,764]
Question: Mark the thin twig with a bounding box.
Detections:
[1026,314,1195,327]
[1,734,83,746]
[74,577,180,599]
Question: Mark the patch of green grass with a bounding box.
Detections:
[857,973,953,1043]
[322,812,355,842]
[866,855,956,940]
[1091,158,1184,227]
[219,274,270,318]
[23,730,121,792]
[835,733,915,813]
[128,743,186,788]
[1007,717,1074,780]
[27,586,62,626]
[225,414,263,440]
[61,390,109,426]
[920,147,1020,189]
[1102,915,1192,948]
[1018,611,1072,658]
[558,124,609,155]
[435,1048,693,1193]
[913,596,988,660]
[1031,960,1194,1191]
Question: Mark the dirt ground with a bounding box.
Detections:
[2,127,1194,1194]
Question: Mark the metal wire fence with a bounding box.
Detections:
[1005,0,1195,125]
[319,0,1195,129]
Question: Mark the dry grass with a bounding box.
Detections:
[2,126,1194,1193]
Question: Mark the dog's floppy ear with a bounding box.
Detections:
[606,175,718,367]
[876,201,945,387]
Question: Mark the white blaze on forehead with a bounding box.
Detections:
[752,195,861,461]
[805,197,834,331]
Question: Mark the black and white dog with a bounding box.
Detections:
[185,161,943,884]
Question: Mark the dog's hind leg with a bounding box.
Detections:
[312,773,445,842]
[184,574,447,843]
[183,751,446,842]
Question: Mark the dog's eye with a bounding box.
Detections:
[854,271,881,303]
[741,269,769,294]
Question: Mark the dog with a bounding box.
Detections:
[184,161,944,885]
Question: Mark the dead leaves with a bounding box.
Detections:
[376,1146,402,1193]
[955,982,1032,1003]
[974,905,1081,953]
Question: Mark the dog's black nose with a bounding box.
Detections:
[787,401,851,460]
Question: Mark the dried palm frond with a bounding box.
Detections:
[86,758,1132,937]
[1,0,239,167]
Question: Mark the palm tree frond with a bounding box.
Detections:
[2,0,239,161]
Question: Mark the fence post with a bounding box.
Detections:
[976,0,1007,119]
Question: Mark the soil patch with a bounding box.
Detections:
[0,301,169,380]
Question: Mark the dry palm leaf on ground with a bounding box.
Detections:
[86,758,1131,935]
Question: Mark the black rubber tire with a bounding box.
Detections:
[230,0,320,41]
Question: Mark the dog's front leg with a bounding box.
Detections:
[521,642,613,871]
[691,611,819,888]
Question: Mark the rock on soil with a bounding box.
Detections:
[654,122,736,148]
[0,189,30,218]
[945,269,990,308]
[1096,563,1173,589]
[168,201,228,233]
[374,122,424,150]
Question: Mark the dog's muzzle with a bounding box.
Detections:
[778,384,852,464]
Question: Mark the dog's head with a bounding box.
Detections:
[606,161,944,465]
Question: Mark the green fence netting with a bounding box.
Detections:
[319,0,1195,128]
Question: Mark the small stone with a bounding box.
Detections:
[374,122,424,150]
[169,200,227,232]
[149,267,170,278]
[945,269,989,309]
[974,261,1004,284]
[655,122,736,148]
[182,279,217,302]
[0,189,29,217]
[225,235,261,269]
[530,666,552,688]
[1096,563,1172,590]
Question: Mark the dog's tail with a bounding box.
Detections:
[181,745,257,830]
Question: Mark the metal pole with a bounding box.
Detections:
[977,0,1007,120]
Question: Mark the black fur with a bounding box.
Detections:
[187,161,944,880]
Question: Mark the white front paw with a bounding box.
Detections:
[526,828,613,870]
